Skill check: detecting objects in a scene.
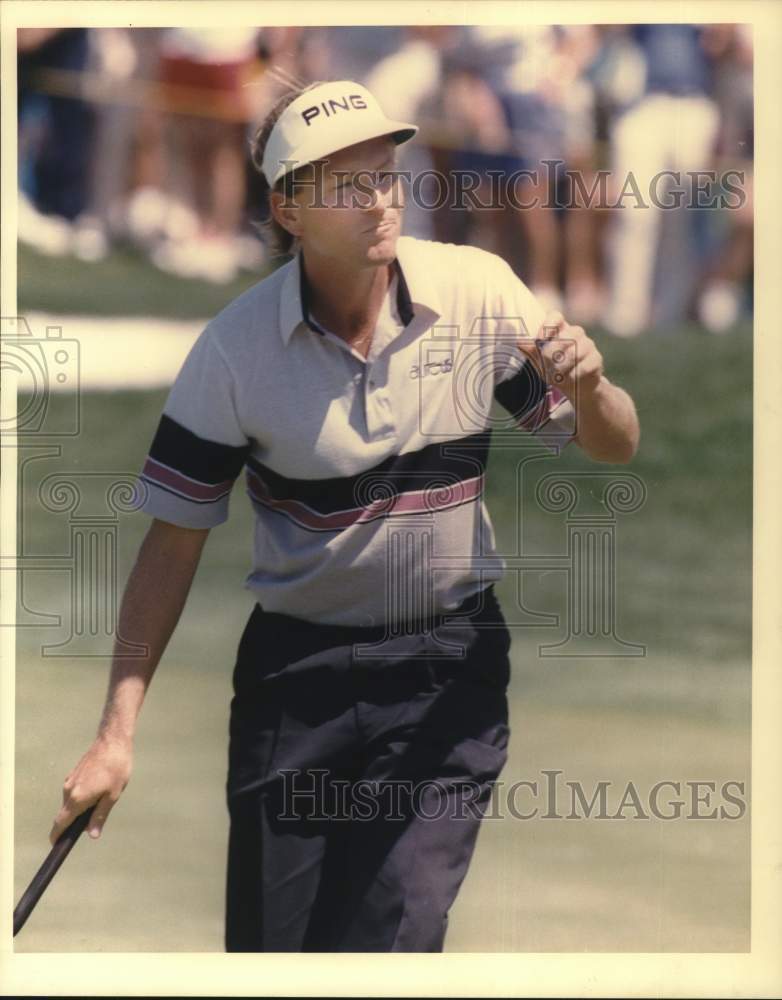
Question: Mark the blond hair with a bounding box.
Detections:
[250,81,324,257]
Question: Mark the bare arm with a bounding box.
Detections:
[571,376,640,464]
[50,519,209,843]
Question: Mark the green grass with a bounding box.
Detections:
[18,242,271,319]
[488,322,753,672]
[13,248,751,952]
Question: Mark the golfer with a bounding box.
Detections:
[51,80,640,952]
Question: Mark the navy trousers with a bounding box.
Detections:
[225,586,511,952]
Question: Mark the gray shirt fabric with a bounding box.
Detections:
[139,236,575,626]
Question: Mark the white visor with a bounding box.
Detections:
[261,80,418,187]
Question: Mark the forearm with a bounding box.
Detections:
[97,521,208,745]
[51,520,208,842]
[572,376,640,464]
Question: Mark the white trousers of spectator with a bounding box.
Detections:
[604,94,720,336]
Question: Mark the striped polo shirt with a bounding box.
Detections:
[139,236,575,626]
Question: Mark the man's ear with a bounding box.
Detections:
[269,190,302,239]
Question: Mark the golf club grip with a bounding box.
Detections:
[13,804,96,937]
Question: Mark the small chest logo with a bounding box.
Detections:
[409,355,454,380]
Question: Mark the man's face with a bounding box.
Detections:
[274,136,404,268]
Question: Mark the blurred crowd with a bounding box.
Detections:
[17,24,753,335]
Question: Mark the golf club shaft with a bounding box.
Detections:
[13,805,96,936]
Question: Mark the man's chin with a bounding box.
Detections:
[364,234,398,265]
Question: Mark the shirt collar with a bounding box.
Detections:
[278,240,441,346]
[394,235,442,322]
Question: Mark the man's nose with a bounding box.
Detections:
[358,174,395,212]
[360,184,385,213]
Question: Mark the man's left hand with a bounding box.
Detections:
[519,310,640,464]
[526,311,605,401]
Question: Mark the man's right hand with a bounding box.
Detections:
[50,735,133,845]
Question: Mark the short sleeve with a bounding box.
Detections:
[138,328,252,528]
[486,254,577,452]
